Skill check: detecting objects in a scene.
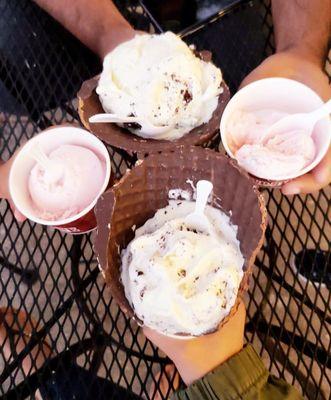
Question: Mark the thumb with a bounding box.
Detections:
[142,326,164,344]
[142,326,180,352]
[312,147,331,185]
[14,209,26,222]
[8,201,26,222]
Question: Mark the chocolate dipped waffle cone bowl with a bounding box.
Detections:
[94,147,267,337]
[78,78,229,156]
[78,36,230,156]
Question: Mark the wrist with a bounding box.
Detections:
[173,337,244,386]
[173,302,246,385]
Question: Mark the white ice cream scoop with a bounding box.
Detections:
[262,98,331,143]
[89,113,172,137]
[29,144,64,184]
[184,180,213,234]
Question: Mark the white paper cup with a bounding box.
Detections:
[220,78,331,182]
[9,125,111,234]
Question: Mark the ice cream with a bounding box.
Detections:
[28,144,106,221]
[97,32,223,140]
[121,200,244,336]
[227,109,316,179]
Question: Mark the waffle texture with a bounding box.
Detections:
[94,147,267,334]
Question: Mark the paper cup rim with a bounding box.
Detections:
[220,77,331,181]
[9,126,111,226]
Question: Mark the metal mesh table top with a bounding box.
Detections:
[0,0,330,399]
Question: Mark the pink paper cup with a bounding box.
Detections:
[9,125,111,234]
[220,78,331,185]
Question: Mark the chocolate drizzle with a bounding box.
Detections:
[183,90,193,104]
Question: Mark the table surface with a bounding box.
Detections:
[0,1,330,399]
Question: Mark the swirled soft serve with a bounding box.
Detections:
[121,199,244,336]
[97,32,223,140]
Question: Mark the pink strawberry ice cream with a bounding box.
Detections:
[227,109,316,179]
[28,144,106,220]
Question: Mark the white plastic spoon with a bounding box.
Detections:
[89,113,172,137]
[185,180,213,234]
[30,144,64,183]
[263,98,331,143]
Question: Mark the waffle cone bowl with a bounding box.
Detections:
[78,51,230,156]
[94,146,267,336]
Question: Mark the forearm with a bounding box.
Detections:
[272,0,331,66]
[33,0,134,58]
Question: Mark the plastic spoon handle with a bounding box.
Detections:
[29,145,64,183]
[30,153,49,171]
[89,113,172,136]
[194,180,213,216]
[30,145,52,171]
[89,113,140,124]
[308,98,331,124]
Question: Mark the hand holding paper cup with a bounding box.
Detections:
[9,125,111,234]
[220,78,331,186]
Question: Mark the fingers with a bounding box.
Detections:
[0,164,10,200]
[143,326,166,348]
[142,326,158,342]
[13,208,27,222]
[143,326,184,361]
[143,326,176,347]
[282,148,331,195]
[1,154,26,222]
[219,300,246,336]
[0,155,16,200]
[235,300,246,321]
[7,200,26,222]
[312,148,331,185]
[281,174,322,195]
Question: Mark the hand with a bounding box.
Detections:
[98,25,138,59]
[0,156,26,221]
[241,51,331,195]
[143,301,246,386]
[98,27,147,60]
